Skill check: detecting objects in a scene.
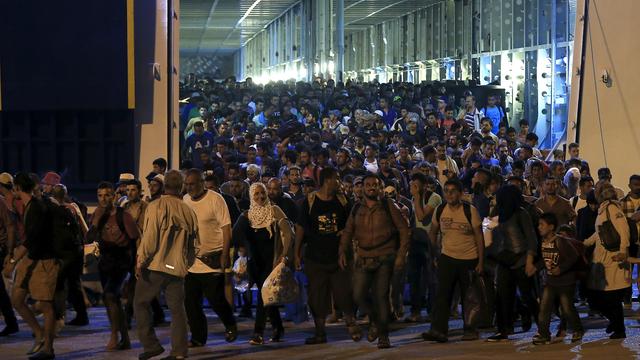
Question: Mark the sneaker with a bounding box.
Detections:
[249,334,264,345]
[224,325,238,343]
[377,335,391,349]
[486,333,509,342]
[421,330,448,343]
[571,330,584,343]
[461,331,479,341]
[532,334,551,345]
[609,331,626,339]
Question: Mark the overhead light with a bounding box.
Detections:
[236,0,262,27]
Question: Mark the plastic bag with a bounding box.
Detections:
[482,216,499,248]
[463,271,492,329]
[232,256,249,293]
[261,262,299,307]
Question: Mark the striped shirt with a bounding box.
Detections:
[461,109,483,132]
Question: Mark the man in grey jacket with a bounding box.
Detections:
[135,170,198,360]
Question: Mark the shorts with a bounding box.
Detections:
[14,257,60,301]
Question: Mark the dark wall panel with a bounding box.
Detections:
[0,110,134,202]
[0,1,129,110]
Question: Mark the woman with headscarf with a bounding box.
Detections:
[487,184,539,342]
[232,182,294,345]
[584,181,631,339]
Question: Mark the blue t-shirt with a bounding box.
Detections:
[483,106,504,134]
[185,131,214,167]
[480,157,500,168]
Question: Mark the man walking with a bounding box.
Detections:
[295,167,362,344]
[421,179,484,343]
[135,170,198,360]
[183,169,238,347]
[339,174,410,349]
[3,173,59,360]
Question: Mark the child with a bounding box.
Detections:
[533,213,585,345]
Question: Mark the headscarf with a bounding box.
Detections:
[495,184,523,223]
[248,182,274,237]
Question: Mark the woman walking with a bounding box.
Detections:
[233,182,294,345]
[584,182,631,339]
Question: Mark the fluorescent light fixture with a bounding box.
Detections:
[236,0,262,27]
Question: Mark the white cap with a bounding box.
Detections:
[374,110,384,117]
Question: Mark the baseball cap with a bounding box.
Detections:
[41,171,61,186]
[393,96,402,102]
[117,173,135,186]
[353,176,364,185]
[0,172,13,186]
[374,110,384,117]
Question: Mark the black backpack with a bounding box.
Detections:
[435,201,473,226]
[43,197,82,259]
[277,119,305,140]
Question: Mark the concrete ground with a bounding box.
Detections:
[2,305,640,360]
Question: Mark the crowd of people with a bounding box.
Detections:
[0,77,638,359]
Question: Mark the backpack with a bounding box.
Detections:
[86,207,130,248]
[277,119,305,140]
[435,201,473,226]
[43,197,82,259]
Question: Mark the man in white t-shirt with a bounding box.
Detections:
[183,169,237,347]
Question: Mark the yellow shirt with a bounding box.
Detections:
[432,203,481,260]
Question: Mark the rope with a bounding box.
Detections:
[587,7,607,167]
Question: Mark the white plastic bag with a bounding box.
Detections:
[482,216,499,248]
[232,256,249,293]
[261,262,299,307]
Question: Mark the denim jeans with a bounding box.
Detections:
[352,254,394,336]
[538,284,583,338]
[430,254,478,336]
